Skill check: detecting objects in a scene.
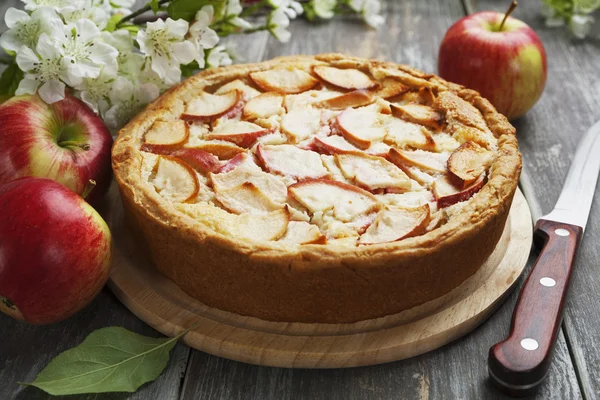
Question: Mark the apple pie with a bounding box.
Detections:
[112,54,521,323]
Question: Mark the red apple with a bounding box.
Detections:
[0,178,112,324]
[438,1,547,120]
[0,95,113,204]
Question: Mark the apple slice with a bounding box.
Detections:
[372,78,409,99]
[170,148,223,174]
[358,204,430,245]
[391,103,444,131]
[191,141,245,160]
[279,221,327,244]
[215,152,250,173]
[335,153,411,191]
[289,179,381,222]
[313,135,363,155]
[206,121,272,148]
[215,181,285,214]
[242,92,284,120]
[249,69,319,94]
[181,90,242,121]
[215,79,261,99]
[433,174,485,208]
[210,160,288,205]
[447,140,493,187]
[393,87,436,105]
[313,90,374,110]
[365,141,392,157]
[336,108,387,150]
[150,156,199,203]
[388,148,448,173]
[313,65,378,90]
[142,120,189,152]
[256,144,329,180]
[235,207,290,241]
[281,107,322,143]
[384,118,436,150]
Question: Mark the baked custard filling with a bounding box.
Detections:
[138,64,499,247]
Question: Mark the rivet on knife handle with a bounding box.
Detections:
[488,219,582,396]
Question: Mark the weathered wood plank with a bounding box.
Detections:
[180,1,582,398]
[0,290,190,400]
[469,0,600,398]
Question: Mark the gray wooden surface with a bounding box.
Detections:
[0,0,597,399]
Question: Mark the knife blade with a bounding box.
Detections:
[488,120,600,396]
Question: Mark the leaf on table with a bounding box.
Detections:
[20,325,194,395]
[0,63,23,104]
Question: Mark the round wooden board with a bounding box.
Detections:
[104,186,532,368]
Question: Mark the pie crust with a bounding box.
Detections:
[112,54,522,323]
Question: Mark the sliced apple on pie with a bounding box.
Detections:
[384,118,436,151]
[447,140,494,187]
[313,65,378,90]
[150,155,199,203]
[142,120,189,152]
[242,92,284,120]
[313,90,374,110]
[312,135,363,155]
[433,174,485,208]
[206,121,272,148]
[335,153,411,191]
[235,207,291,241]
[358,204,430,244]
[170,148,223,174]
[256,144,329,180]
[289,179,381,222]
[181,90,242,122]
[214,79,261,99]
[279,221,327,244]
[249,69,319,94]
[281,107,322,143]
[391,103,444,131]
[336,108,387,149]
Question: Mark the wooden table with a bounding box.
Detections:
[0,0,598,398]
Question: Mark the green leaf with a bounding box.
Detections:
[180,60,200,77]
[150,0,160,13]
[105,14,124,32]
[0,63,23,103]
[21,326,191,395]
[167,0,223,21]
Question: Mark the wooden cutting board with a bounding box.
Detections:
[103,184,532,368]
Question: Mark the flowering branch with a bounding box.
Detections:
[0,0,384,131]
[541,0,599,38]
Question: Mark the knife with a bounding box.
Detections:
[488,120,600,396]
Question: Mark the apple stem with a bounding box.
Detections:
[81,180,97,200]
[58,140,90,150]
[499,0,518,31]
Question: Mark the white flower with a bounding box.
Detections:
[268,8,291,42]
[189,6,220,68]
[137,18,198,85]
[55,19,119,80]
[349,0,384,28]
[15,34,79,103]
[570,14,594,38]
[74,66,116,113]
[139,61,171,91]
[104,77,160,129]
[100,30,144,77]
[206,45,232,68]
[226,0,253,29]
[61,0,109,30]
[313,0,336,19]
[0,7,63,52]
[21,0,81,12]
[269,0,303,19]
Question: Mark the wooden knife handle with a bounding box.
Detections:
[488,219,582,396]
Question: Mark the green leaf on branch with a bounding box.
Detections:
[20,325,195,395]
[167,0,221,21]
[0,63,23,103]
[105,14,124,32]
[180,60,200,77]
[150,0,161,13]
